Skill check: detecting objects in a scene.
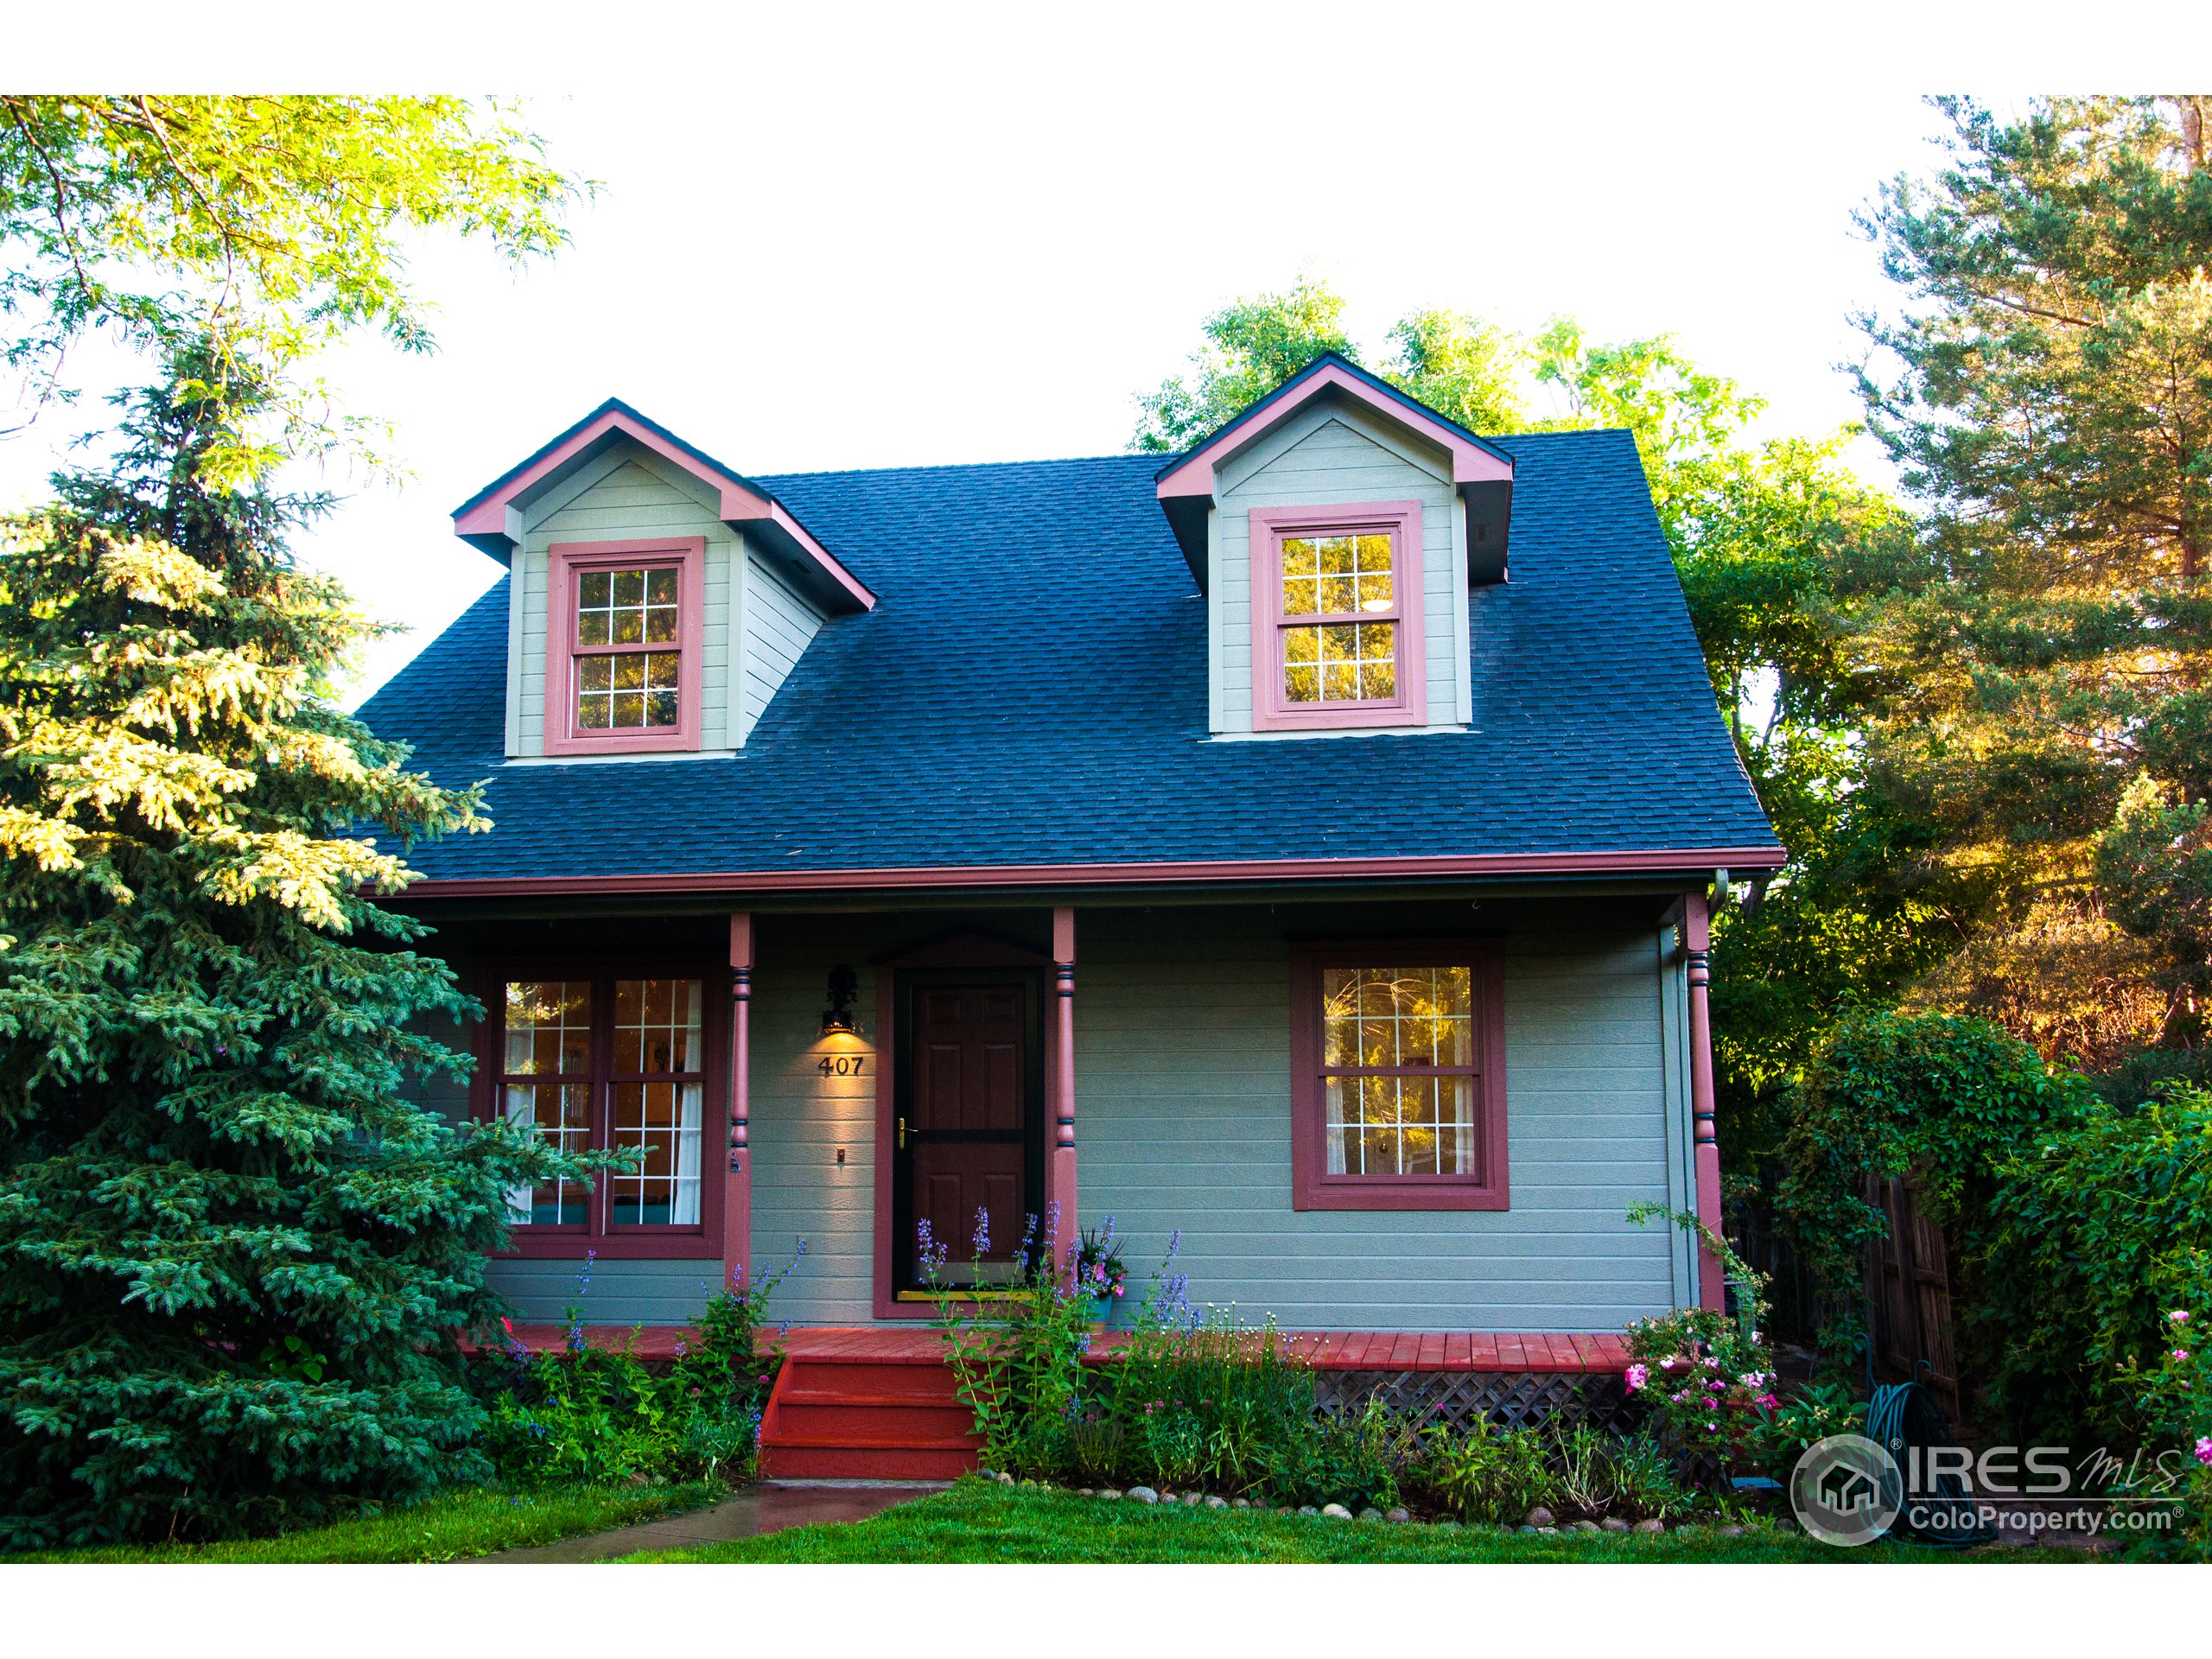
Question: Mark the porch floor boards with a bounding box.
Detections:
[493,1323,1630,1375]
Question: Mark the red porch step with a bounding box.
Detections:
[757,1350,980,1482]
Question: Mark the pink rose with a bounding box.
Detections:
[2196,1436,2212,1467]
[1624,1363,1649,1392]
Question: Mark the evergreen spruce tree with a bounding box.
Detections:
[1853,95,2212,1065]
[0,367,584,1546]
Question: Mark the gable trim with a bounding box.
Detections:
[454,398,876,615]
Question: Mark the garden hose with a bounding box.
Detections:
[1866,1381,1997,1547]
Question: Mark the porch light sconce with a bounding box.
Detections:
[820,963,859,1037]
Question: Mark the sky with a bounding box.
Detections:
[10,4,2211,705]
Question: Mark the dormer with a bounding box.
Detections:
[1155,354,1515,737]
[452,400,873,761]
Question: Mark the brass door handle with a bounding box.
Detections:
[897,1116,907,1150]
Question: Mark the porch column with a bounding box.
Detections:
[1682,891,1725,1312]
[1047,906,1077,1264]
[725,912,753,1290]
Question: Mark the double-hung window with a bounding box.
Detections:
[1249,501,1426,731]
[1287,942,1506,1211]
[489,969,720,1256]
[543,537,704,755]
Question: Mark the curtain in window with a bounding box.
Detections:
[672,1081,702,1225]
[502,1086,537,1224]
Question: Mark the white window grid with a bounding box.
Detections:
[1277,530,1400,704]
[1319,966,1478,1178]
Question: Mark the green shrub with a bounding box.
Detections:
[1775,1011,2093,1405]
[1975,1088,2212,1442]
[1421,1414,1551,1523]
[475,1246,798,1489]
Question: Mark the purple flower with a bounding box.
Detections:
[2196,1436,2212,1467]
[1101,1215,1115,1245]
[972,1206,991,1257]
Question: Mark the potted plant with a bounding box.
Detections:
[1069,1224,1128,1329]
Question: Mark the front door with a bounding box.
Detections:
[896,976,1040,1290]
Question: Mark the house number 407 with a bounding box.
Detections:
[818,1055,867,1077]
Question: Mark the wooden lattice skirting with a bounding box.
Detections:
[1314,1369,1640,1436]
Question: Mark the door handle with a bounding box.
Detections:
[897,1116,907,1150]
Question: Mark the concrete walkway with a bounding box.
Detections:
[488,1482,939,1563]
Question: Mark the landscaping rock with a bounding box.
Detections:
[1127,1486,1160,1505]
[1435,1520,1461,1532]
[977,1467,995,1480]
[1522,1506,1556,1529]
[1719,1525,1747,1538]
[1357,1507,1383,1522]
[1537,1526,1560,1535]
[1320,1503,1353,1520]
[1205,1495,1228,1510]
[1385,1508,1411,1524]
[1600,1517,1631,1532]
[1098,1490,1121,1501]
[1568,1520,1599,1532]
[1632,1519,1665,1535]
[1077,1489,1094,1497]
[1299,1505,1319,1516]
[1231,1497,1250,1509]
[1182,1491,1204,1507]
[1516,1525,1536,1534]
[995,1471,1014,1484]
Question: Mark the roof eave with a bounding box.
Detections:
[450,399,875,614]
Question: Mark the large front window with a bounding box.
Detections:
[497,972,709,1240]
[1249,502,1426,731]
[1289,943,1505,1211]
[1321,965,1474,1175]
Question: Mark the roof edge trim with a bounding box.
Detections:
[399,844,1788,900]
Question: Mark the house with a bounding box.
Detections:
[362,353,1782,1472]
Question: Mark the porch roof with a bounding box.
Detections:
[360,431,1780,891]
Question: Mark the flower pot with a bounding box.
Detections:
[1084,1292,1118,1331]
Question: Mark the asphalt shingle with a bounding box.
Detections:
[357,429,1778,880]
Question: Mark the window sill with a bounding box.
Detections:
[493,1232,719,1262]
[1294,1181,1508,1213]
[504,748,740,767]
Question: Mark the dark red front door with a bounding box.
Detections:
[901,980,1033,1287]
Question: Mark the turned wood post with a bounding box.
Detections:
[726,912,753,1289]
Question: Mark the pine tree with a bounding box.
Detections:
[1853,95,2212,1065]
[0,368,583,1546]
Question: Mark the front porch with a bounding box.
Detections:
[497,1323,1635,1374]
[496,1323,1638,1480]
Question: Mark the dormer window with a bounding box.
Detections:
[543,537,705,755]
[1250,501,1426,731]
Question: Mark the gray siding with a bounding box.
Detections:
[746,931,883,1325]
[407,905,1693,1331]
[738,552,826,744]
[1076,908,1685,1332]
[506,446,739,757]
[1209,402,1468,735]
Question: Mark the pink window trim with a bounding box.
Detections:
[1248,502,1427,732]
[542,537,707,757]
[474,959,726,1260]
[1287,939,1508,1212]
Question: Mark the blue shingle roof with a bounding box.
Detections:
[358,430,1779,881]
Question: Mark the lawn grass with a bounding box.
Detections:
[6,1480,726,1564]
[639,1478,2093,1565]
